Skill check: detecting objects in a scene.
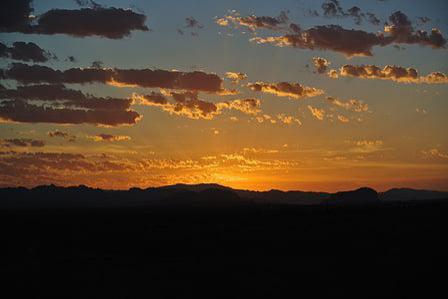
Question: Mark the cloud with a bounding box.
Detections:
[326,97,369,112]
[0,0,33,33]
[73,0,102,9]
[243,148,279,154]
[352,140,385,153]
[320,1,381,26]
[422,148,448,160]
[321,0,345,17]
[133,92,220,120]
[308,105,325,120]
[185,17,203,29]
[0,0,149,39]
[133,91,261,120]
[337,115,349,123]
[89,134,131,142]
[1,138,45,147]
[220,98,261,115]
[0,150,300,188]
[0,84,133,110]
[383,11,446,49]
[0,100,141,126]
[4,63,227,93]
[248,81,324,99]
[249,11,446,57]
[329,64,448,84]
[0,84,141,126]
[0,41,55,62]
[225,72,248,84]
[312,57,330,74]
[251,25,386,57]
[276,114,302,125]
[48,130,76,141]
[216,11,289,31]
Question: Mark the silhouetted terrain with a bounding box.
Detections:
[1,185,447,298]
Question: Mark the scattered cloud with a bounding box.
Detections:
[225,72,248,84]
[216,11,289,31]
[327,64,448,84]
[326,97,369,112]
[422,148,448,160]
[89,134,131,142]
[276,114,302,125]
[307,105,325,120]
[48,130,76,141]
[248,81,324,99]
[133,91,261,120]
[312,57,331,74]
[185,17,203,29]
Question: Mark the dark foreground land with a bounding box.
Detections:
[1,186,448,298]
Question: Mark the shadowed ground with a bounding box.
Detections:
[1,186,447,298]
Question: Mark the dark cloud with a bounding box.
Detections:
[252,25,385,57]
[112,69,224,92]
[0,0,149,39]
[0,100,140,126]
[366,13,381,26]
[417,17,431,25]
[347,6,363,25]
[91,60,104,69]
[35,7,149,39]
[66,56,77,63]
[4,63,226,93]
[322,0,345,17]
[1,138,45,148]
[0,84,132,110]
[185,17,203,29]
[384,11,446,48]
[0,84,141,126]
[320,1,381,26]
[73,0,102,9]
[252,11,446,57]
[5,63,225,92]
[0,0,33,33]
[0,41,54,62]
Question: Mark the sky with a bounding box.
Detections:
[0,0,447,192]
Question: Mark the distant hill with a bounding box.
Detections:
[381,188,448,201]
[0,184,446,210]
[328,187,379,205]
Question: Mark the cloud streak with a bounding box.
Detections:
[248,82,324,99]
[0,84,141,126]
[329,64,448,84]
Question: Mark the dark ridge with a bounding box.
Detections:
[0,184,447,210]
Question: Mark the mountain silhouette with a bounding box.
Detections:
[0,184,446,210]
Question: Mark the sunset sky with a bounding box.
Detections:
[0,0,447,191]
